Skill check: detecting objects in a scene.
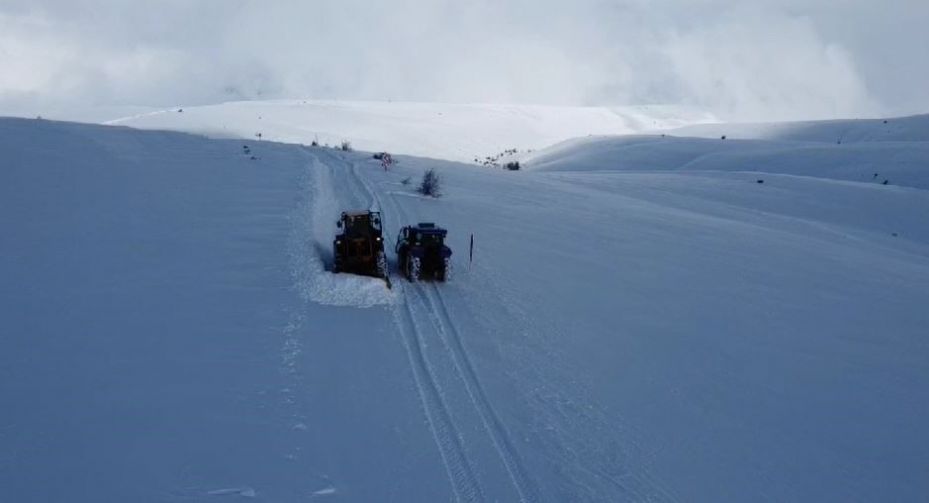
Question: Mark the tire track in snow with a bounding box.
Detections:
[392,295,485,502]
[309,149,484,502]
[418,284,539,502]
[363,161,535,501]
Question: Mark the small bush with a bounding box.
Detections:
[401,176,412,186]
[340,140,352,151]
[504,161,520,171]
[418,169,441,197]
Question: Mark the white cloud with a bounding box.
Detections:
[0,0,926,120]
[658,5,875,120]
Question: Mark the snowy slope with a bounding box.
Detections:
[105,99,716,163]
[0,104,163,125]
[3,115,929,502]
[667,113,929,143]
[0,118,433,501]
[526,114,929,190]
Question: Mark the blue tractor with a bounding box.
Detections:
[395,223,452,282]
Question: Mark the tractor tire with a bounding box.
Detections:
[439,257,451,282]
[408,256,421,282]
[376,251,388,279]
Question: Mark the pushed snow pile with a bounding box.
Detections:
[290,230,397,308]
[526,113,929,190]
[105,99,716,163]
[294,255,397,308]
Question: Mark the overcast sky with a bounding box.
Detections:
[1,0,927,120]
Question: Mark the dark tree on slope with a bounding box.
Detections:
[418,169,441,197]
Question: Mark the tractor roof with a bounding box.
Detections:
[343,210,378,217]
[412,222,447,234]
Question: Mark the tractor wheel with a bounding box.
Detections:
[439,257,451,282]
[376,251,388,279]
[408,256,421,282]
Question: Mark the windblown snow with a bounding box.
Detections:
[2,105,928,502]
[104,99,716,163]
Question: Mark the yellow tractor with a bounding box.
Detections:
[333,210,391,288]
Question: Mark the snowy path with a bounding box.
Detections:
[381,180,536,503]
[305,148,534,501]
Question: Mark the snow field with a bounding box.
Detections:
[3,106,929,501]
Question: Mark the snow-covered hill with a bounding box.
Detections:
[2,113,928,501]
[525,114,929,191]
[668,113,929,143]
[105,99,717,163]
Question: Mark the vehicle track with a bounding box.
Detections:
[353,158,536,502]
[415,284,538,502]
[307,148,485,501]
[392,293,485,502]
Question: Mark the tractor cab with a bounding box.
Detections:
[397,223,445,247]
[338,211,382,235]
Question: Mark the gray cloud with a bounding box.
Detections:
[1,0,927,120]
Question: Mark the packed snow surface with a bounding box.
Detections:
[2,110,928,501]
